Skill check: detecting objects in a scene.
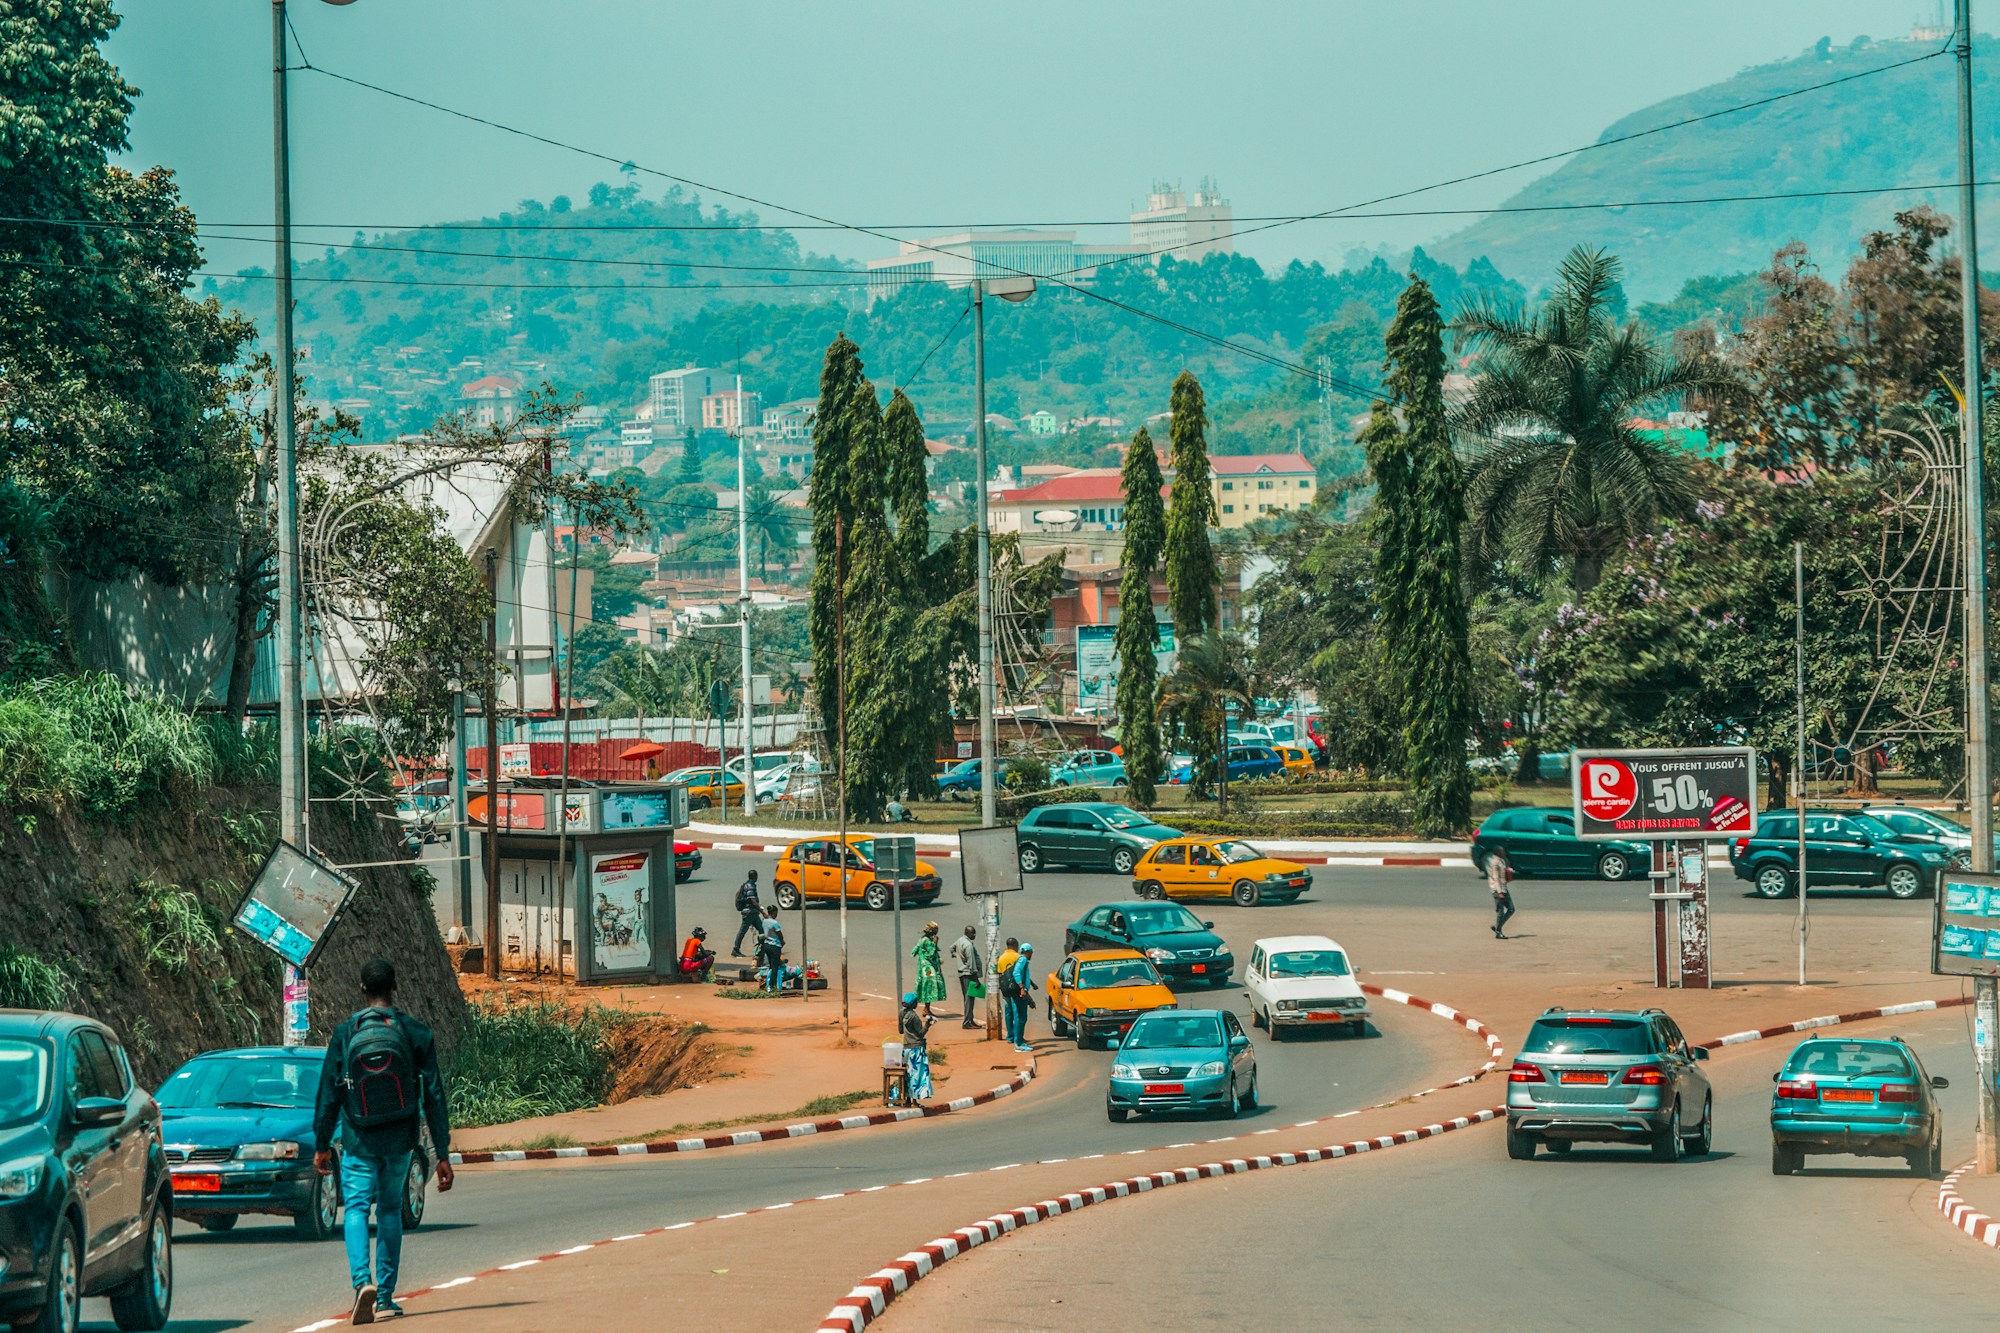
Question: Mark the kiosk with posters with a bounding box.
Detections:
[471,780,687,982]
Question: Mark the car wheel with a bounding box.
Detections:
[1231,880,1261,907]
[775,884,801,911]
[864,882,891,911]
[1113,777,1129,788]
[1953,849,1975,870]
[401,1153,428,1229]
[1249,1004,1264,1029]
[1596,851,1630,881]
[108,1201,172,1331]
[1225,1078,1241,1119]
[1111,847,1137,875]
[1651,1103,1683,1162]
[1505,1123,1537,1160]
[29,1222,81,1333]
[1019,844,1042,873]
[1754,865,1794,900]
[691,796,711,812]
[1242,1072,1259,1110]
[1683,1097,1713,1156]
[1106,1103,1128,1123]
[1904,1144,1932,1174]
[293,1169,339,1241]
[1772,1141,1802,1176]
[1138,880,1166,901]
[1268,1012,1284,1042]
[1544,1139,1572,1155]
[196,1214,238,1233]
[1930,1134,1944,1177]
[1884,863,1923,899]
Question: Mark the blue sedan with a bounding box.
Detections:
[157,1047,429,1238]
[1167,745,1286,786]
[1770,1036,1948,1176]
[1107,1009,1259,1121]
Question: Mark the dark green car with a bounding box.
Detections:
[1017,803,1181,875]
[1471,807,1648,882]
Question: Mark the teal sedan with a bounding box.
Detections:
[1106,1009,1258,1122]
[1770,1036,1948,1176]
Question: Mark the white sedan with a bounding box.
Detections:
[1242,935,1369,1040]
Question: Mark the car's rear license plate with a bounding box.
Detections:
[176,1174,222,1193]
[1823,1087,1874,1103]
[1143,1083,1184,1094]
[1190,963,1207,973]
[1559,1070,1609,1085]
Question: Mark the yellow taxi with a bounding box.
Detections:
[1045,948,1179,1049]
[772,835,943,911]
[1274,744,1315,777]
[1131,836,1314,907]
[666,765,745,811]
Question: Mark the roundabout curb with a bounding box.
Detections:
[1939,1161,2000,1248]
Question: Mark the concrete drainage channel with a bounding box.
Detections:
[814,993,1977,1332]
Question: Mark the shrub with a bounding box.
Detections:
[448,996,631,1129]
[997,785,1103,818]
[0,673,215,819]
[135,879,222,976]
[0,947,75,1011]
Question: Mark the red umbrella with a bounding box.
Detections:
[620,741,667,762]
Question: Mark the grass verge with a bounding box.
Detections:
[448,995,635,1129]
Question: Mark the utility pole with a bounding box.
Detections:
[484,547,502,980]
[972,281,1002,1040]
[1794,542,1809,988]
[737,375,757,815]
[271,1,310,1045]
[1954,0,1999,1176]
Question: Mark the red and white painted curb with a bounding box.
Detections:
[814,992,1976,1332]
[1939,1161,2000,1249]
[448,1064,1036,1167]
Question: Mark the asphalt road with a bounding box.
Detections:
[887,1006,1996,1330]
[125,853,1491,1332]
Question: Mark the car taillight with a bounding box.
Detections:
[1509,1061,1545,1083]
[1878,1083,1919,1103]
[1776,1080,1819,1100]
[1623,1064,1668,1086]
[1732,838,1748,859]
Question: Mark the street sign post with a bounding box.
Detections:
[959,824,1023,1039]
[1572,747,1758,990]
[233,841,361,1044]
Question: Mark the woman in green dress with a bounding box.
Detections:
[912,921,948,1020]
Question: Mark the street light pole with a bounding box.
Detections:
[1953,0,1999,1176]
[973,280,998,832]
[737,375,757,816]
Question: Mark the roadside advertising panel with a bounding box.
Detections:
[233,841,360,968]
[1934,870,2000,978]
[1570,747,1757,841]
[589,848,653,972]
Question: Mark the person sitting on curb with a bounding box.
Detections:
[312,959,453,1325]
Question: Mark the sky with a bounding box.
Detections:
[110,0,1946,279]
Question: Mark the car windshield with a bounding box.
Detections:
[0,1038,51,1128]
[1098,808,1155,831]
[1079,959,1163,988]
[1212,841,1264,865]
[1846,814,1895,839]
[1269,949,1350,978]
[157,1054,323,1110]
[1124,1014,1222,1049]
[1124,905,1205,934]
[1521,1018,1654,1056]
[947,759,979,777]
[1785,1042,1912,1080]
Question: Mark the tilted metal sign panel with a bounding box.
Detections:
[959,824,1025,896]
[1935,871,2000,978]
[1569,747,1758,841]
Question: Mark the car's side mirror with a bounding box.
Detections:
[1203,921,1215,930]
[1229,1034,1250,1049]
[73,1096,124,1127]
[1771,1071,1780,1082]
[1691,1046,1709,1061]
[1933,1075,1951,1089]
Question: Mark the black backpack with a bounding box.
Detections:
[342,1009,419,1127]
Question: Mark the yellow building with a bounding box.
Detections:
[1209,453,1316,528]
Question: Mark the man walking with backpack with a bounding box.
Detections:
[313,959,453,1324]
[731,870,763,957]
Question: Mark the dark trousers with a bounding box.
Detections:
[760,945,783,988]
[1493,890,1516,935]
[732,910,762,955]
[957,974,979,1026]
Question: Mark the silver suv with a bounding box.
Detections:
[1506,1007,1713,1161]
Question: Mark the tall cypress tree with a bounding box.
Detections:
[1374,278,1473,835]
[840,386,906,817]
[1116,427,1166,808]
[881,388,944,797]
[677,429,702,486]
[883,389,930,569]
[808,335,868,743]
[1163,370,1219,638]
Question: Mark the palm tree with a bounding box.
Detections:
[1452,246,1732,594]
[744,481,795,579]
[1156,632,1252,803]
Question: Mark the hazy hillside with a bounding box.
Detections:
[1429,34,1996,299]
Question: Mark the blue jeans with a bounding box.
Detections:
[340,1147,412,1297]
[1004,993,1029,1045]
